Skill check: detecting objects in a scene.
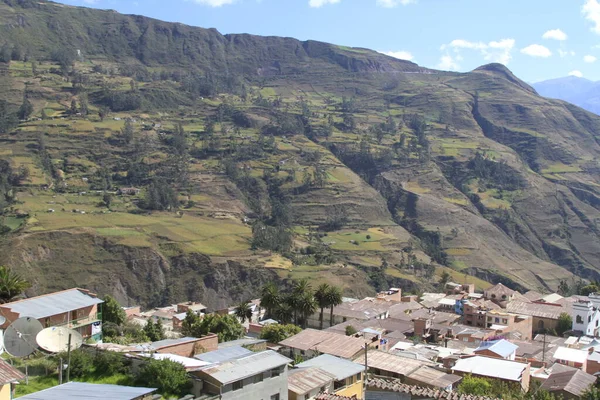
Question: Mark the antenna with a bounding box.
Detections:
[36,327,83,353]
[4,317,43,357]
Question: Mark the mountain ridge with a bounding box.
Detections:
[1,0,600,305]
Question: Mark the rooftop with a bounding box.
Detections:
[297,354,364,381]
[198,350,291,384]
[150,353,210,369]
[279,329,365,359]
[288,367,336,395]
[17,382,156,400]
[540,369,597,396]
[150,337,199,350]
[406,365,462,388]
[0,359,25,384]
[553,346,589,364]
[452,356,527,382]
[505,301,564,320]
[0,288,103,320]
[358,350,431,376]
[195,346,254,364]
[366,376,499,400]
[474,339,519,358]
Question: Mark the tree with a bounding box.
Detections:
[17,94,33,120]
[31,60,37,76]
[0,266,30,303]
[121,119,135,144]
[345,325,357,336]
[136,358,191,397]
[69,99,78,115]
[102,295,126,326]
[259,323,301,343]
[439,271,451,288]
[325,285,343,327]
[182,312,243,342]
[234,301,253,323]
[314,283,331,330]
[296,292,317,328]
[143,179,178,211]
[582,386,600,400]
[458,375,492,396]
[98,106,109,121]
[556,312,572,336]
[0,100,18,134]
[102,192,113,209]
[260,282,281,319]
[79,93,89,116]
[144,319,161,342]
[558,279,571,296]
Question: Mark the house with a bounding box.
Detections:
[553,347,589,371]
[540,369,596,399]
[366,376,498,400]
[279,329,368,360]
[0,359,24,400]
[288,367,337,400]
[0,288,103,341]
[474,339,519,360]
[571,296,600,337]
[296,354,365,400]
[484,283,519,306]
[118,187,141,195]
[193,350,292,400]
[308,299,391,329]
[450,355,531,391]
[462,299,500,327]
[150,335,218,357]
[484,310,532,340]
[196,346,254,364]
[404,365,462,390]
[17,382,156,400]
[505,301,565,334]
[355,350,433,381]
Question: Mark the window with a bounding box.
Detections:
[270,394,280,400]
[577,315,584,324]
[270,368,281,378]
[253,374,264,384]
[491,294,496,299]
[502,319,508,324]
[589,316,592,323]
[321,386,327,392]
[334,380,345,390]
[356,373,361,381]
[495,317,500,323]
[232,381,243,391]
[538,320,545,329]
[501,295,507,300]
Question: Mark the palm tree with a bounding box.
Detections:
[260,282,280,319]
[325,286,343,328]
[314,283,330,330]
[0,266,30,304]
[273,302,294,325]
[296,292,317,329]
[234,301,253,323]
[290,279,313,325]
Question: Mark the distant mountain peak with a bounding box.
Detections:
[473,63,537,95]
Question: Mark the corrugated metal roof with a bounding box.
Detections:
[0,289,103,320]
[199,350,291,384]
[17,382,156,400]
[297,354,364,381]
[366,376,499,400]
[218,338,267,349]
[505,301,564,320]
[150,337,197,349]
[474,340,518,358]
[553,347,589,364]
[280,329,365,359]
[288,367,336,394]
[540,369,597,396]
[0,359,24,384]
[151,353,211,369]
[195,346,254,363]
[452,356,527,382]
[355,350,428,376]
[407,365,462,388]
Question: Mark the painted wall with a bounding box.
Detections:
[156,334,218,357]
[0,383,11,400]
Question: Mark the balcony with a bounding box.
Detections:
[49,312,102,330]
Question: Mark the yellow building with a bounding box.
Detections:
[0,360,24,400]
[290,354,364,400]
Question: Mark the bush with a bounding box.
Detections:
[94,350,130,376]
[136,358,191,396]
[345,325,357,336]
[60,350,93,378]
[259,324,301,343]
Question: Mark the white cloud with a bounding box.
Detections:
[438,55,460,71]
[376,0,417,7]
[542,29,568,41]
[381,51,414,61]
[309,0,340,7]
[520,44,552,57]
[191,0,236,6]
[583,0,600,34]
[584,54,597,62]
[558,49,576,57]
[440,38,515,66]
[569,70,584,77]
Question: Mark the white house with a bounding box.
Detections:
[571,294,600,337]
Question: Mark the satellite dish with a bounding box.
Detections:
[36,327,83,353]
[0,316,6,325]
[4,317,43,357]
[0,330,4,355]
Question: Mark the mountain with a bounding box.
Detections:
[534,76,600,115]
[1,0,600,307]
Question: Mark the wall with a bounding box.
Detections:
[221,366,289,400]
[156,334,218,357]
[0,383,10,400]
[289,383,334,400]
[587,359,600,375]
[335,373,363,400]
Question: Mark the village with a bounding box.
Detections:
[0,282,599,400]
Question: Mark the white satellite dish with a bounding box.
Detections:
[36,327,83,353]
[4,317,43,357]
[0,330,4,355]
[0,316,6,325]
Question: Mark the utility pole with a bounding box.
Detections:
[59,358,63,385]
[542,331,547,366]
[66,334,72,382]
[363,342,368,400]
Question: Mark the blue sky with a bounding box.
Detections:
[56,0,600,82]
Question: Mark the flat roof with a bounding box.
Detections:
[474,340,518,358]
[150,337,198,349]
[288,367,336,395]
[297,354,364,381]
[452,356,527,382]
[553,347,589,364]
[0,289,103,320]
[279,329,365,359]
[151,353,210,369]
[199,350,291,384]
[17,382,156,400]
[356,350,430,376]
[195,346,254,364]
